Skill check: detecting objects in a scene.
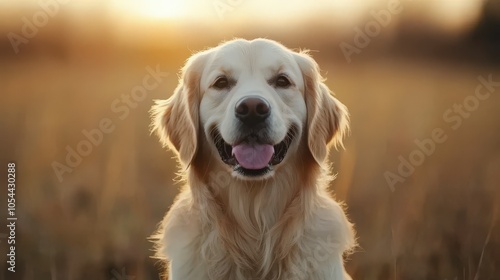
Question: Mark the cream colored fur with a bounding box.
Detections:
[150,38,355,280]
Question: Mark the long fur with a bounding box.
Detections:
[150,38,356,280]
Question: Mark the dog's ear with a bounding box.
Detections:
[151,52,207,166]
[293,51,349,164]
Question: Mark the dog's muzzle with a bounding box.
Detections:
[211,96,297,177]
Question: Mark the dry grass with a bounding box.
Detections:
[0,32,499,280]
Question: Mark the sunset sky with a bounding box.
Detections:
[2,0,486,34]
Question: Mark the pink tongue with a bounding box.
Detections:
[232,144,274,170]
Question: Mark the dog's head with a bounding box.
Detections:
[152,38,348,181]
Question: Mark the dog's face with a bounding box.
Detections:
[152,39,348,181]
[199,40,306,179]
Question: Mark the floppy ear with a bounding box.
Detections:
[151,52,206,166]
[294,51,350,164]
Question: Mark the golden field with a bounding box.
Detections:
[0,1,499,279]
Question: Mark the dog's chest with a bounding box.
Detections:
[192,220,332,280]
[198,224,278,279]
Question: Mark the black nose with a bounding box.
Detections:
[235,96,270,126]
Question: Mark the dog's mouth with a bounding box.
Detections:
[212,127,297,177]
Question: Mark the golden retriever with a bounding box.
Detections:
[150,38,355,280]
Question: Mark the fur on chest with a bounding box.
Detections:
[155,191,354,280]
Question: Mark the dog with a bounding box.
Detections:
[150,38,355,280]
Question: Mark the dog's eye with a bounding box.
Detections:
[275,75,291,88]
[213,76,229,90]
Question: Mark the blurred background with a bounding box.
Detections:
[1,0,499,279]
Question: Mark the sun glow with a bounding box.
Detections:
[430,0,483,33]
[116,0,190,19]
[107,0,484,36]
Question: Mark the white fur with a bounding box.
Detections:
[151,38,355,280]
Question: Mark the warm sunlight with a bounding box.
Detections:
[116,0,190,19]
[430,0,484,33]
[106,0,484,37]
